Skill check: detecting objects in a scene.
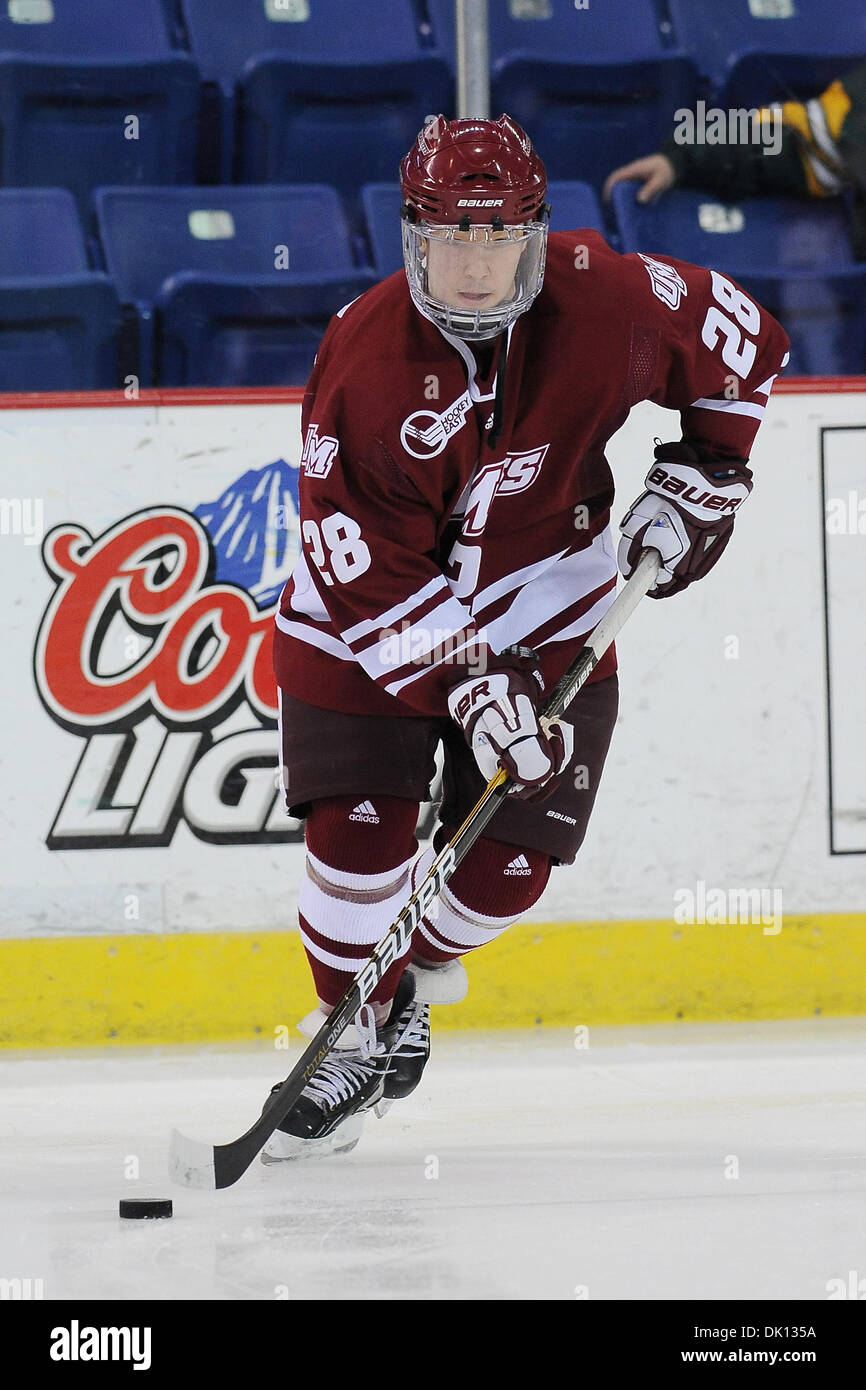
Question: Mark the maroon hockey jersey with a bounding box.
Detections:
[274,230,789,718]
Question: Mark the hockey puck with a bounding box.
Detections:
[118,1198,173,1220]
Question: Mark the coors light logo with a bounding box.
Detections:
[34,462,303,850]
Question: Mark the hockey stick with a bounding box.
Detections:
[169,547,661,1189]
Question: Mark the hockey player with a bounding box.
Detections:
[263,114,789,1160]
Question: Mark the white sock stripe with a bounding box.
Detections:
[441,882,517,931]
[305,845,415,895]
[422,897,520,952]
[415,920,466,955]
[300,925,412,973]
[306,856,409,907]
[299,870,412,946]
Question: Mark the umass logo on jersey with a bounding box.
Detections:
[34,461,302,851]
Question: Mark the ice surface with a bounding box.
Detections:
[1,1018,865,1302]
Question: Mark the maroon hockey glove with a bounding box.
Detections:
[618,441,754,599]
[447,647,574,801]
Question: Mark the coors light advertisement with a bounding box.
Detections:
[35,459,304,850]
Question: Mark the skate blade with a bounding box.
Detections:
[261,1113,365,1163]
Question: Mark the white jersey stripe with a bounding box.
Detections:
[341,574,449,645]
[806,98,841,164]
[288,552,331,622]
[469,545,570,618]
[540,582,619,648]
[274,612,355,660]
[354,593,480,686]
[690,396,765,419]
[383,633,481,696]
[484,533,616,651]
[754,374,778,397]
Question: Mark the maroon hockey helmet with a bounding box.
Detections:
[400,113,547,225]
[400,114,549,341]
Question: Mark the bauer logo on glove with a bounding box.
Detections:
[447,652,574,800]
[618,439,753,599]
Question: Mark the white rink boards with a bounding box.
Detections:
[0,383,863,942]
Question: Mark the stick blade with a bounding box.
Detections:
[168,1128,216,1190]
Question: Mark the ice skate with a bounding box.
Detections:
[262,972,425,1161]
[372,956,467,1116]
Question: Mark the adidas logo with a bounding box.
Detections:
[505,854,531,876]
[349,800,379,824]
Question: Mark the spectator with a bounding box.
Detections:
[604,61,866,257]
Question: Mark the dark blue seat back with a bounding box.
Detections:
[0,0,175,56]
[155,270,378,387]
[546,180,605,233]
[361,183,404,278]
[0,186,122,389]
[183,0,452,193]
[431,0,672,66]
[236,57,452,230]
[610,182,857,270]
[428,0,699,191]
[0,187,88,276]
[666,0,866,105]
[181,0,437,82]
[95,183,366,386]
[95,184,359,303]
[0,57,200,220]
[0,276,122,390]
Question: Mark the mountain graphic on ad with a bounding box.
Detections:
[194,459,300,609]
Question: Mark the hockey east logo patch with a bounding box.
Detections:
[34,462,305,851]
[400,390,473,459]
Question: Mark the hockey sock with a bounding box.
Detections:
[411,831,551,965]
[298,794,420,1015]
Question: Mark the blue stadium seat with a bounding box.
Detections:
[155,272,378,386]
[427,0,700,193]
[181,0,436,71]
[236,62,452,234]
[0,0,177,56]
[546,181,605,233]
[361,184,404,278]
[0,188,122,390]
[0,187,88,276]
[181,0,453,202]
[94,184,377,386]
[0,57,200,221]
[610,182,866,374]
[666,0,866,106]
